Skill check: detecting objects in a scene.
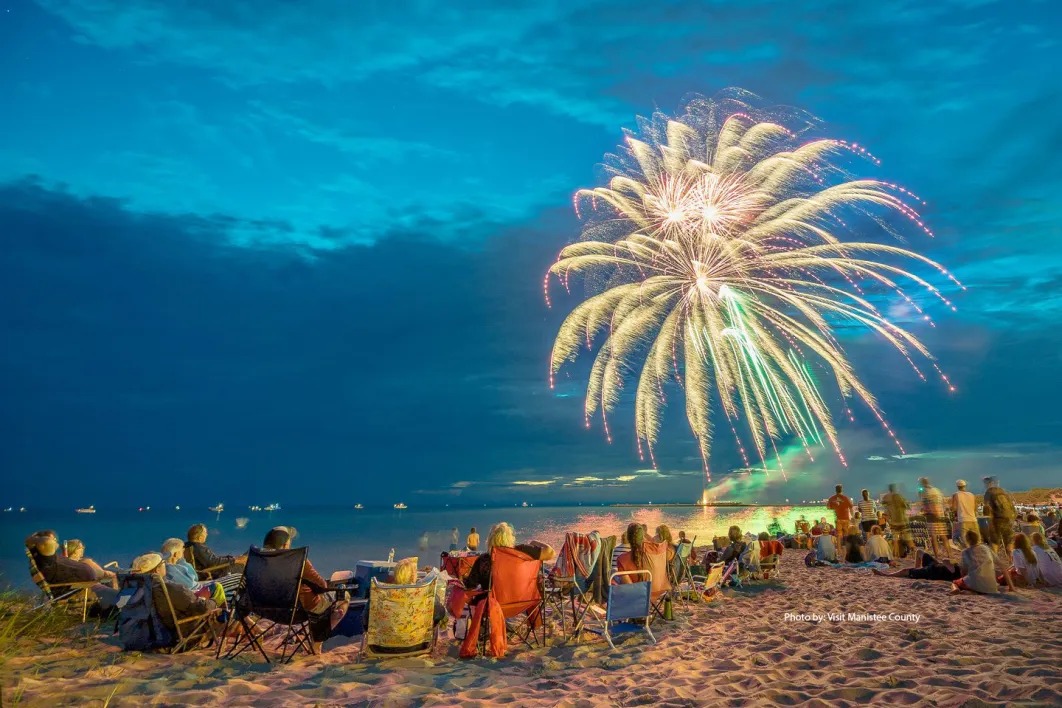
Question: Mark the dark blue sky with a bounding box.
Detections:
[2,0,1060,508]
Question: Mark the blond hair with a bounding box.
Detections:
[65,539,85,559]
[162,538,185,559]
[655,525,674,545]
[486,522,516,551]
[392,557,418,584]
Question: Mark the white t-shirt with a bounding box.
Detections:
[1033,545,1062,587]
[960,544,1001,594]
[866,535,892,561]
[951,490,977,523]
[1011,548,1040,586]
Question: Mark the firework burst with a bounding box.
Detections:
[545,89,961,481]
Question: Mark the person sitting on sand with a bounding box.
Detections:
[262,527,349,654]
[185,524,245,579]
[1031,532,1062,587]
[466,527,480,552]
[131,553,217,640]
[1021,513,1046,540]
[815,528,838,563]
[865,526,893,563]
[29,533,119,609]
[64,539,117,588]
[843,533,865,563]
[873,548,960,581]
[1009,533,1040,587]
[719,526,747,566]
[953,529,1016,594]
[810,519,824,538]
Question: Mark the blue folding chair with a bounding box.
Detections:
[583,571,656,650]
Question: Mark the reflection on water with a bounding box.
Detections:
[523,505,827,547]
[0,504,828,583]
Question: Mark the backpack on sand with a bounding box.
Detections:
[115,575,172,651]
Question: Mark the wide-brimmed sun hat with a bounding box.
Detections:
[132,553,163,573]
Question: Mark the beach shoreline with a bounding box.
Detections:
[4,550,1061,707]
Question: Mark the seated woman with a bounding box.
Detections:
[29,534,119,609]
[131,553,217,640]
[843,533,866,563]
[63,539,118,588]
[655,525,677,562]
[1031,532,1062,587]
[464,523,555,591]
[161,538,226,604]
[865,526,893,563]
[953,529,1016,594]
[615,523,648,582]
[262,527,349,654]
[719,526,747,565]
[1009,533,1040,587]
[873,548,960,581]
[185,524,246,579]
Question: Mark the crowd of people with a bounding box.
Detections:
[21,479,1062,660]
[808,476,1062,594]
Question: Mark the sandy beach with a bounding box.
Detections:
[4,550,1061,707]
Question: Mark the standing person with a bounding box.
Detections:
[950,480,979,546]
[449,528,460,552]
[918,477,951,561]
[882,484,914,559]
[857,490,877,537]
[466,527,480,552]
[827,485,855,543]
[982,476,1018,556]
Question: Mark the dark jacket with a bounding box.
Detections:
[720,541,747,565]
[150,575,216,633]
[464,544,542,591]
[36,552,97,586]
[184,541,236,579]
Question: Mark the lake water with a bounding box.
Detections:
[2,503,826,589]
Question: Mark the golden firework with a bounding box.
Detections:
[546,90,960,479]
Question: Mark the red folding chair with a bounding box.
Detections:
[487,546,545,649]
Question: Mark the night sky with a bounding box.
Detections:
[2,0,1060,509]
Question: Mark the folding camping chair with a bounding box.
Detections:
[216,546,316,664]
[694,562,727,600]
[117,572,219,653]
[545,532,602,641]
[25,548,98,622]
[642,541,673,620]
[481,546,545,651]
[359,570,440,661]
[582,571,656,650]
[671,539,698,607]
[757,539,784,580]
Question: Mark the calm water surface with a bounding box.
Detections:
[1,504,826,589]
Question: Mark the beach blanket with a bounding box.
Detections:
[554,531,601,579]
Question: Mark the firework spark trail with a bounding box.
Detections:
[545,89,959,481]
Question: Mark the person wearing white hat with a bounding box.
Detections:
[950,480,978,546]
[132,553,217,636]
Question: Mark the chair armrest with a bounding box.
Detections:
[47,581,99,590]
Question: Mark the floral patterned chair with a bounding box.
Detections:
[360,570,440,660]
